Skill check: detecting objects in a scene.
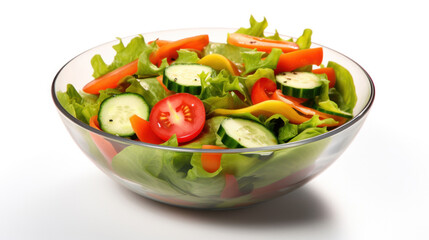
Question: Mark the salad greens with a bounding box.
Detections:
[57,15,358,207]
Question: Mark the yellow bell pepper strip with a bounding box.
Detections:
[210,100,310,124]
[197,54,240,76]
[272,90,345,127]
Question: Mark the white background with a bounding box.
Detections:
[1,0,428,239]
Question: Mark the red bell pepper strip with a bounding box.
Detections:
[312,67,336,88]
[83,60,138,94]
[251,77,306,105]
[149,34,209,66]
[227,33,299,53]
[275,47,323,73]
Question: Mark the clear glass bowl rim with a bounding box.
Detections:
[51,27,375,154]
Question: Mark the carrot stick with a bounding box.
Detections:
[149,35,209,66]
[129,114,164,144]
[83,60,138,94]
[201,145,227,173]
[275,47,323,73]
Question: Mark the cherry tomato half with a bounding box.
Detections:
[149,93,206,143]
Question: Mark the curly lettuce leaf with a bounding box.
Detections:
[243,68,275,93]
[203,42,251,64]
[296,29,313,49]
[199,70,250,112]
[112,134,226,198]
[235,15,288,41]
[264,30,285,41]
[125,77,168,108]
[111,136,186,196]
[202,93,248,114]
[235,15,268,37]
[200,70,245,99]
[186,153,223,180]
[231,138,329,189]
[241,48,282,75]
[136,41,169,77]
[289,127,328,142]
[56,84,118,124]
[174,49,200,64]
[91,36,147,78]
[298,115,337,132]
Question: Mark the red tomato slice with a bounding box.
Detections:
[149,93,206,143]
[251,78,277,104]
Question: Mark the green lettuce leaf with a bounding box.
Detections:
[298,115,337,132]
[327,61,357,113]
[235,15,268,37]
[202,93,248,114]
[136,41,169,78]
[243,68,275,94]
[203,42,251,64]
[186,152,223,180]
[125,77,168,108]
[289,127,328,142]
[199,69,251,113]
[91,36,147,78]
[199,69,251,110]
[296,29,313,49]
[264,30,285,41]
[56,84,116,124]
[174,49,200,64]
[97,88,122,104]
[278,123,299,143]
[112,134,225,199]
[241,48,282,75]
[229,137,330,189]
[263,114,298,143]
[111,136,186,196]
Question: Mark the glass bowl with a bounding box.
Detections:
[51,28,375,209]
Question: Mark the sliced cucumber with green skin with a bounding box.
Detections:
[98,93,149,137]
[163,63,214,95]
[276,72,322,98]
[217,118,278,148]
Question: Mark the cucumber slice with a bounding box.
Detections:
[217,118,278,148]
[163,63,214,95]
[276,72,322,98]
[98,93,149,137]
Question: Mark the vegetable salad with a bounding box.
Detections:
[57,16,357,206]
